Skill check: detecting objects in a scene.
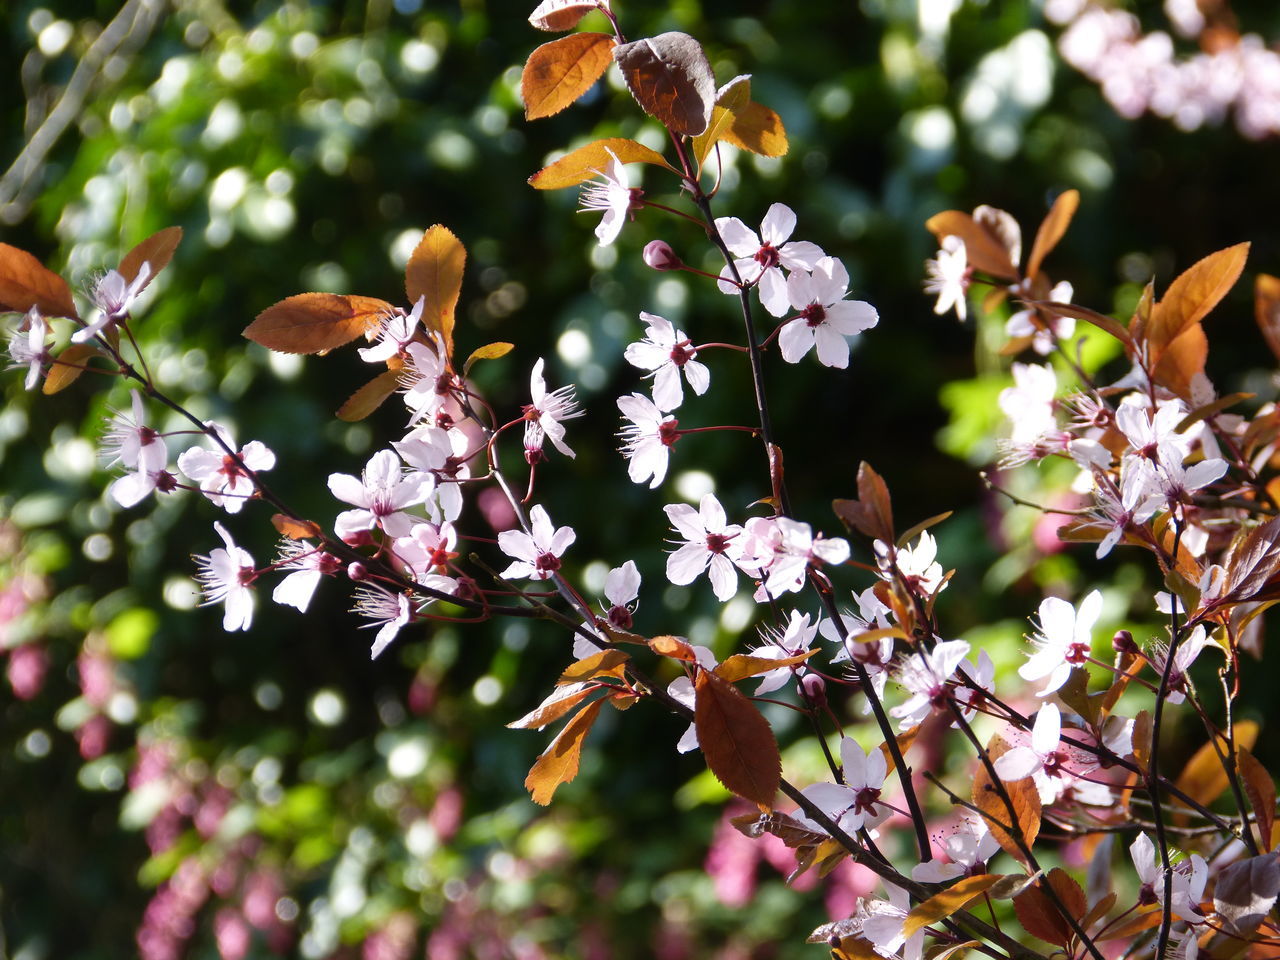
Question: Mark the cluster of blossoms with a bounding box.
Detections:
[1047,0,1280,138]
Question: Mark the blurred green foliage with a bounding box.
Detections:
[3,1,1280,957]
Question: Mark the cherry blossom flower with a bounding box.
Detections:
[999,362,1058,444]
[617,392,679,488]
[667,644,718,753]
[758,517,849,596]
[393,521,459,583]
[72,262,151,343]
[400,338,455,427]
[1147,625,1223,705]
[891,639,970,729]
[875,531,946,597]
[1019,589,1103,695]
[799,736,890,835]
[103,390,171,508]
[911,815,1001,883]
[994,702,1067,802]
[7,307,49,390]
[819,587,892,668]
[954,649,996,723]
[924,236,969,322]
[750,610,818,694]
[178,425,276,514]
[663,493,744,601]
[603,559,641,629]
[778,257,879,368]
[1006,281,1075,354]
[1130,832,1207,920]
[623,312,710,411]
[393,424,471,522]
[714,203,825,317]
[353,584,414,659]
[497,504,575,581]
[579,149,640,246]
[193,522,256,632]
[524,358,583,459]
[1091,468,1162,558]
[860,883,924,960]
[327,448,432,539]
[359,296,423,363]
[270,542,341,612]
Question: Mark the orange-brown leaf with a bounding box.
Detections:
[524,698,603,804]
[0,243,77,319]
[648,635,696,661]
[244,293,391,354]
[721,100,787,158]
[1025,190,1079,281]
[691,75,751,168]
[41,342,100,394]
[833,461,894,542]
[1150,242,1249,358]
[972,751,1041,869]
[715,649,814,684]
[1238,746,1275,851]
[924,211,1018,281]
[271,515,323,539]
[1255,273,1280,363]
[1151,323,1208,399]
[509,682,599,731]
[463,341,514,376]
[557,649,630,685]
[1098,906,1161,940]
[522,33,616,120]
[1174,722,1259,816]
[694,670,780,807]
[1035,300,1131,347]
[528,0,603,31]
[119,226,182,292]
[612,32,715,136]
[529,137,676,190]
[902,874,1003,939]
[880,725,919,777]
[1013,880,1074,948]
[336,368,403,422]
[405,225,465,355]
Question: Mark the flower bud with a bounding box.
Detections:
[347,562,368,582]
[643,240,682,271]
[1112,629,1136,654]
[800,673,827,710]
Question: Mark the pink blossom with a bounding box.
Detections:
[579,148,640,246]
[524,358,583,459]
[193,522,256,632]
[1018,590,1103,696]
[663,493,743,601]
[617,392,679,488]
[778,257,879,368]
[328,449,432,539]
[715,203,825,317]
[73,262,151,343]
[924,236,969,322]
[7,306,50,390]
[359,296,423,363]
[623,312,710,412]
[353,584,413,658]
[497,504,575,581]
[178,425,276,514]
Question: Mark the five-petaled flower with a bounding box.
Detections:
[8,307,50,390]
[497,504,576,581]
[328,448,432,539]
[1019,590,1103,696]
[178,424,277,514]
[72,262,152,344]
[524,358,583,459]
[924,236,969,322]
[663,493,744,601]
[193,522,256,632]
[623,312,710,412]
[617,392,679,489]
[714,203,825,318]
[579,149,641,246]
[778,257,878,368]
[799,736,890,835]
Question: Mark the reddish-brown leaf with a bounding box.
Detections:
[522,33,616,120]
[1081,891,1117,936]
[1238,747,1276,850]
[613,32,715,136]
[336,368,403,422]
[1013,881,1073,948]
[508,682,598,730]
[715,649,814,684]
[924,211,1018,281]
[245,293,391,354]
[694,670,780,807]
[557,649,630,685]
[721,100,788,158]
[1098,906,1161,940]
[528,0,606,31]
[524,698,603,804]
[41,342,100,394]
[0,243,78,319]
[1221,517,1280,606]
[972,749,1041,869]
[405,225,465,355]
[902,874,1003,939]
[1025,190,1079,281]
[1149,242,1249,358]
[648,635,696,661]
[1151,323,1208,399]
[1255,273,1280,363]
[119,226,182,292]
[1035,300,1132,347]
[271,515,323,540]
[833,461,894,542]
[529,137,676,189]
[1173,721,1259,818]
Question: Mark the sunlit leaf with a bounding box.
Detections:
[336,368,402,422]
[463,341,514,376]
[902,874,1003,939]
[508,681,598,730]
[405,225,465,355]
[692,75,750,167]
[528,0,607,32]
[1150,242,1249,355]
[714,649,813,684]
[1255,273,1280,363]
[721,100,787,158]
[1173,721,1259,817]
[1013,869,1084,948]
[271,515,323,540]
[924,211,1017,281]
[1025,189,1079,281]
[524,698,603,804]
[0,243,78,319]
[522,33,616,120]
[244,293,391,354]
[694,670,780,807]
[1151,323,1207,398]
[897,510,952,549]
[879,724,918,777]
[1032,300,1131,347]
[41,342,100,394]
[1221,517,1280,606]
[119,226,182,292]
[529,137,676,189]
[612,32,715,136]
[648,635,696,661]
[557,649,630,685]
[833,461,894,543]
[1237,747,1276,850]
[972,743,1041,869]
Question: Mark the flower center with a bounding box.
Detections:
[705,533,731,555]
[608,604,633,630]
[658,420,680,447]
[1065,641,1090,665]
[535,552,561,575]
[853,786,881,815]
[219,455,247,480]
[754,243,781,270]
[669,340,696,367]
[801,303,826,328]
[237,565,255,587]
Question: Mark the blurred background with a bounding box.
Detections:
[4,1,1280,957]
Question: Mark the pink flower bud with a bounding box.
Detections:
[800,673,827,709]
[1113,629,1136,654]
[643,240,682,271]
[348,562,368,581]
